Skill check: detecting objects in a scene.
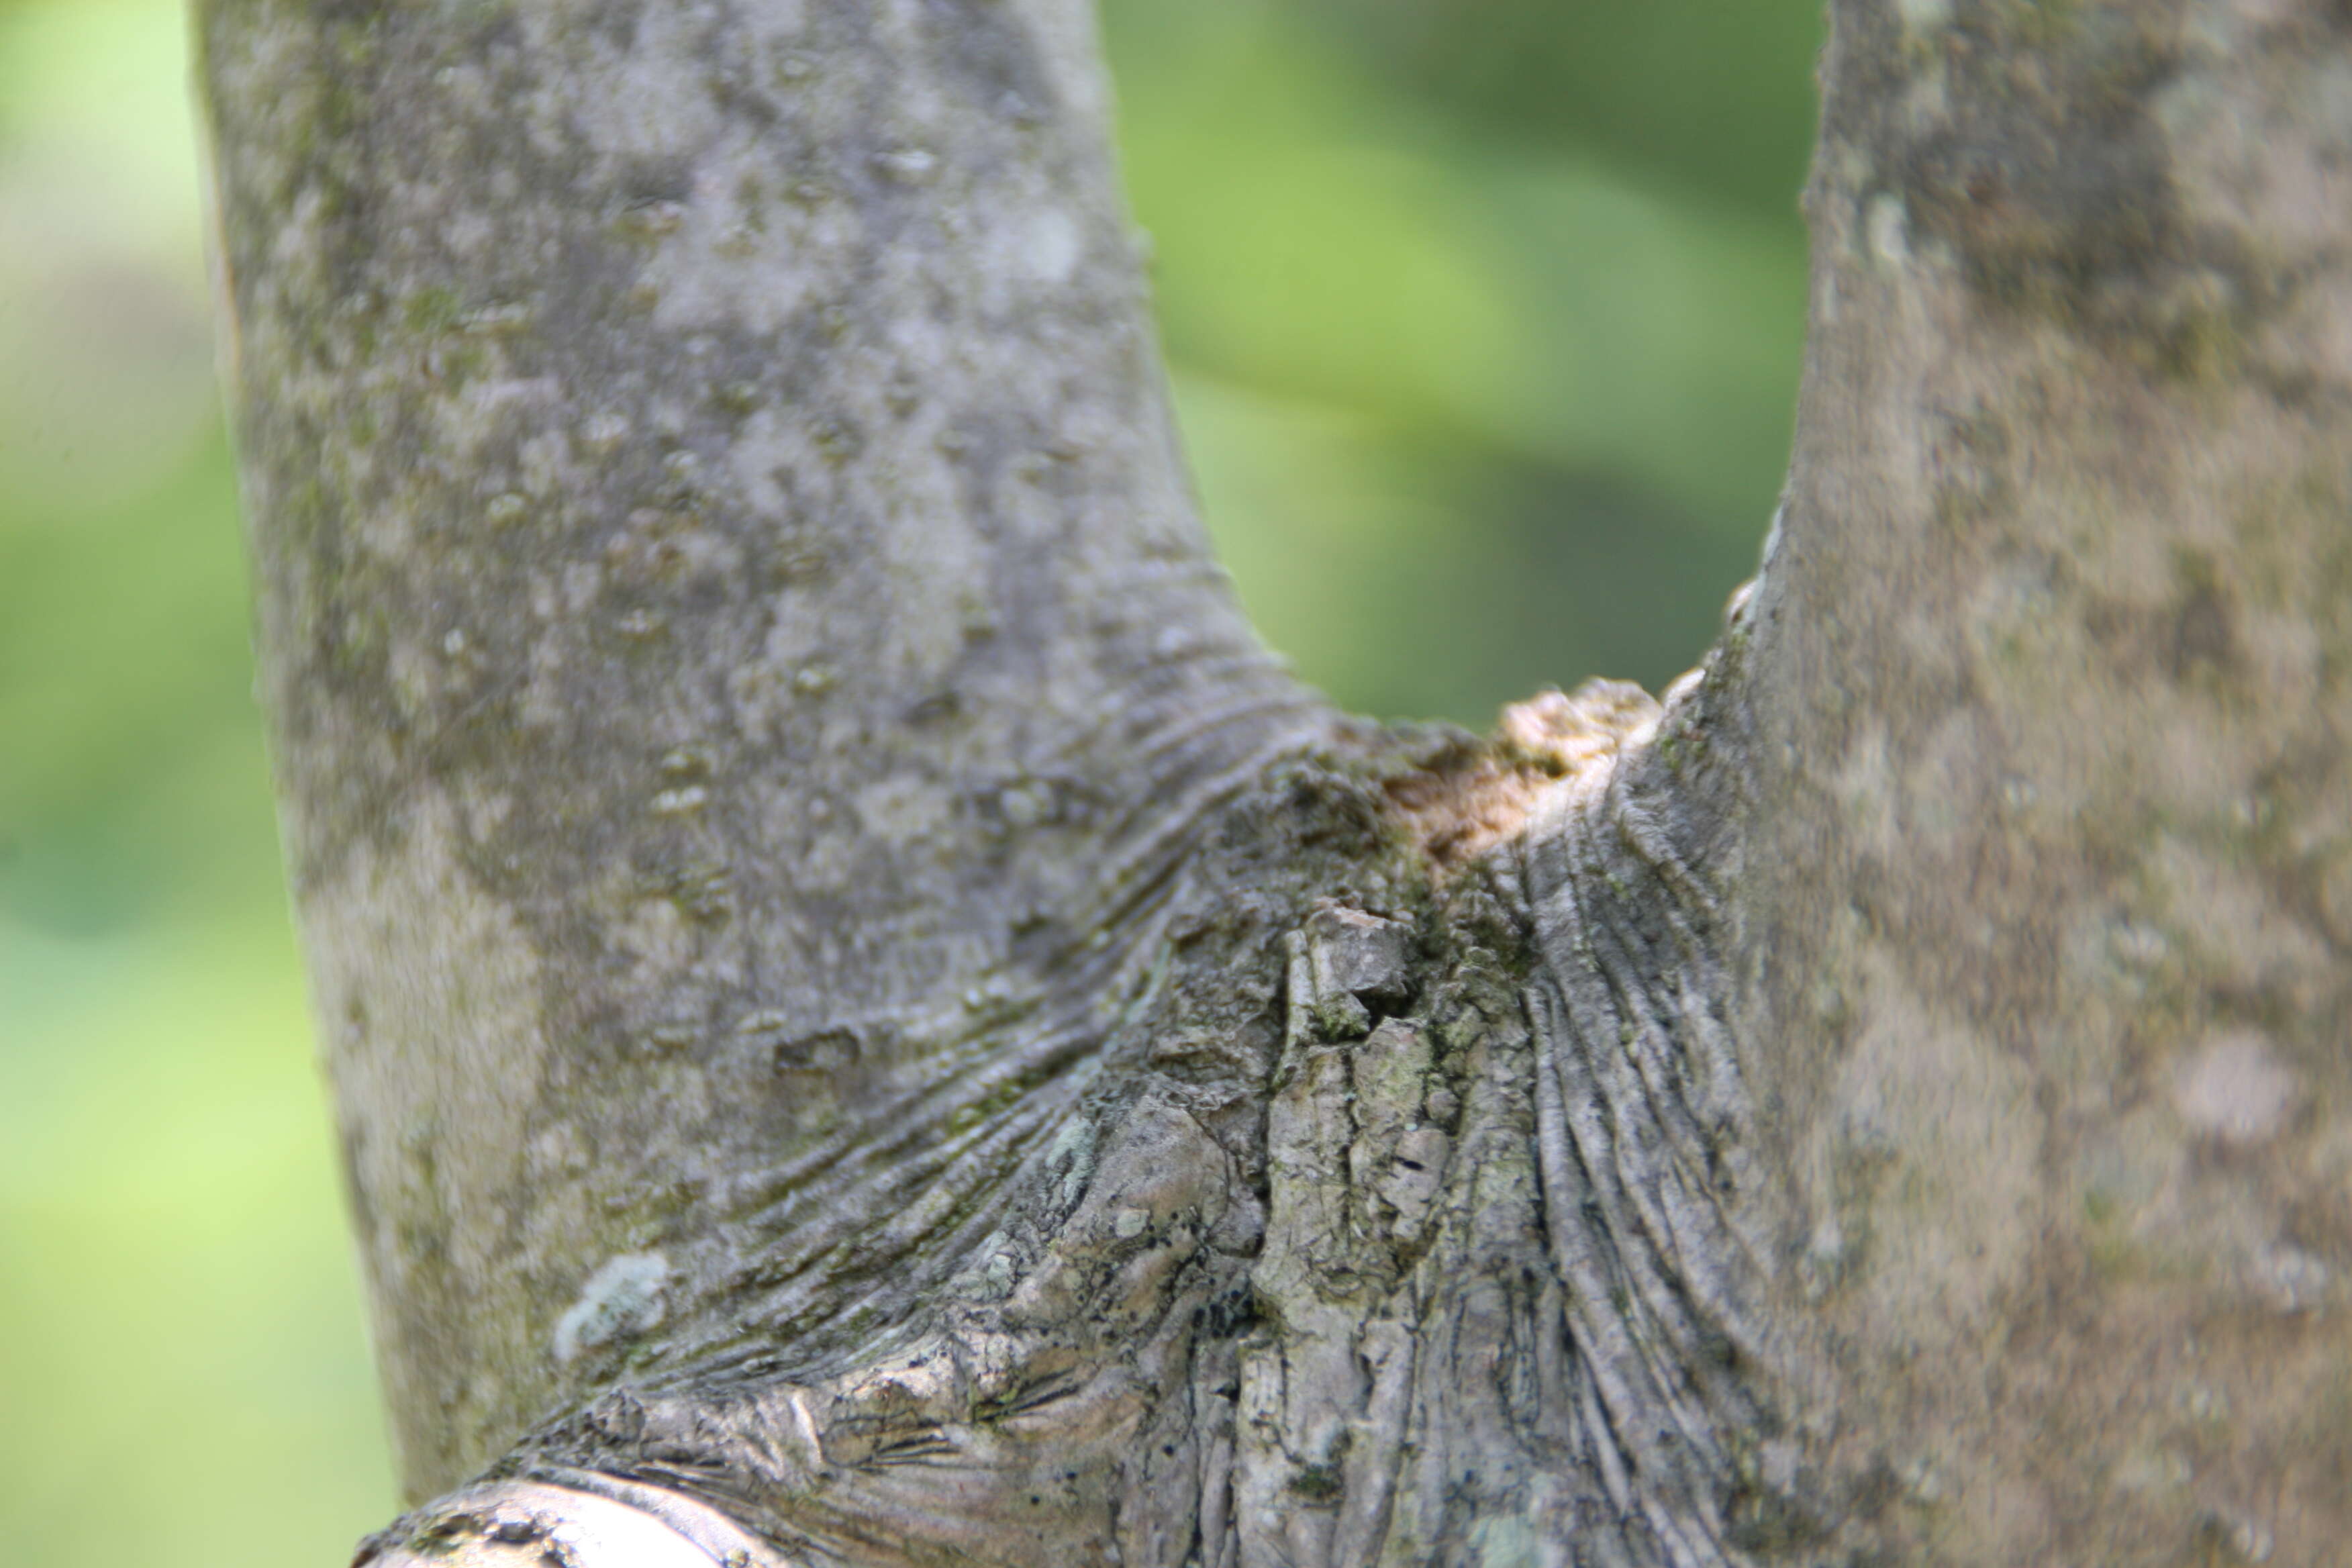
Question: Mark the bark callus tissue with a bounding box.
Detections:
[350,684,1793,1565]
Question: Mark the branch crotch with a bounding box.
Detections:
[353,697,1810,1568]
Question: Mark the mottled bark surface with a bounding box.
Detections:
[197,1,2351,1565]
[199,0,1327,1497]
[1731,2,2352,1561]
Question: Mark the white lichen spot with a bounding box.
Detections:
[734,1010,791,1049]
[2214,1512,2276,1563]
[1802,1215,1848,1302]
[1112,1206,1149,1240]
[997,781,1050,829]
[1868,192,1912,268]
[2176,1381,2231,1424]
[1897,0,1954,34]
[2112,1446,2192,1496]
[560,560,602,614]
[552,1251,670,1364]
[616,896,693,976]
[460,780,515,842]
[954,1241,1018,1302]
[1902,63,1950,134]
[1898,1453,1950,1506]
[581,411,632,454]
[659,745,714,781]
[1020,207,1083,285]
[2173,1030,2298,1146]
[2250,1243,2331,1314]
[2108,918,2172,971]
[961,976,1015,1016]
[462,301,535,338]
[527,1122,591,1182]
[1048,1117,1098,1209]
[618,199,687,239]
[875,147,938,185]
[853,775,950,846]
[724,663,789,744]
[1468,1516,1540,1568]
[650,784,709,816]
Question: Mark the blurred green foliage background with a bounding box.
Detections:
[0,0,1818,1561]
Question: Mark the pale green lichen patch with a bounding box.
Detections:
[1810,953,2041,1348]
[2172,1030,2301,1146]
[301,787,559,1483]
[552,1252,672,1365]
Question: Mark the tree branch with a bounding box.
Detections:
[1718,2,2352,1559]
[199,0,1324,1496]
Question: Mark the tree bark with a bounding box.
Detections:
[1728,4,2352,1559]
[196,2,2352,1565]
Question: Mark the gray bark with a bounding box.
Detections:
[1730,4,2352,1559]
[195,1,2352,1565]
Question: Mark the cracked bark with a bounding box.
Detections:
[197,1,2352,1565]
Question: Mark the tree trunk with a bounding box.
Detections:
[196,1,2352,1565]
